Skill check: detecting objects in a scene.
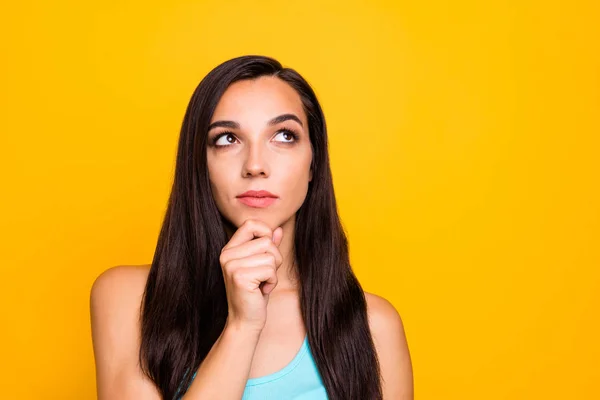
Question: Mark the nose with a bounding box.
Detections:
[241,142,270,178]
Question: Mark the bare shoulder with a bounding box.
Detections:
[364,292,404,334]
[91,264,151,303]
[90,264,159,399]
[90,265,151,335]
[364,291,414,400]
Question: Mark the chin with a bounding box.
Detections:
[220,210,274,230]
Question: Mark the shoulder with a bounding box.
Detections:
[364,291,414,399]
[90,264,151,324]
[90,264,152,344]
[91,264,151,302]
[90,264,159,399]
[364,292,403,335]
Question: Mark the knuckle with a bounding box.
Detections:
[269,247,282,264]
[258,236,272,248]
[223,258,238,274]
[231,269,245,285]
[258,252,274,265]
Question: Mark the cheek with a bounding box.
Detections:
[207,163,230,200]
[279,159,311,199]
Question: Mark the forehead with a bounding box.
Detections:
[211,76,307,126]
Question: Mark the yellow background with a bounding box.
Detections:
[1,0,598,398]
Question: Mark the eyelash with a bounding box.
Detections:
[210,128,300,149]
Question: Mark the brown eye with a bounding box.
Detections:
[212,132,238,148]
[273,129,299,144]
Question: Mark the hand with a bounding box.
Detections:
[219,219,284,332]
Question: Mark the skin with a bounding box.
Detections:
[206,76,313,293]
[90,76,413,399]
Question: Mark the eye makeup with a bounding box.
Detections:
[209,127,300,149]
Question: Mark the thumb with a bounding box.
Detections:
[272,227,284,247]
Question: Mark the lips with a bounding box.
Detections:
[236,190,278,198]
[236,190,278,208]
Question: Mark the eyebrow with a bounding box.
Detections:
[207,113,304,132]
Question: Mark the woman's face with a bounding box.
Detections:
[206,76,313,231]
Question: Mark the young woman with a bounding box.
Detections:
[90,55,413,400]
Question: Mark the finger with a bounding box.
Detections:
[220,236,283,267]
[231,264,277,292]
[272,227,283,247]
[260,278,277,295]
[226,253,277,272]
[221,219,272,253]
[255,266,278,295]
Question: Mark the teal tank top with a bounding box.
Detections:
[178,335,329,399]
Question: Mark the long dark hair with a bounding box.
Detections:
[139,55,382,400]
